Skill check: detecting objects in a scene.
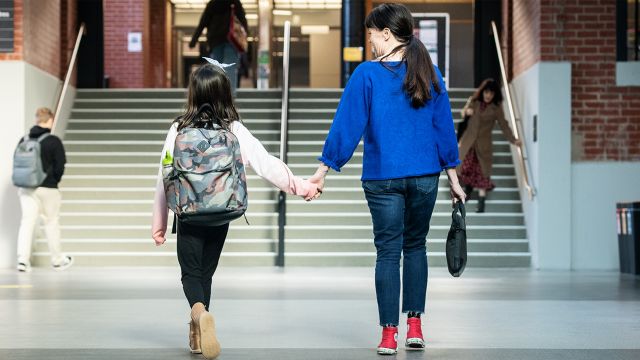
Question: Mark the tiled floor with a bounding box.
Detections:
[0,267,639,360]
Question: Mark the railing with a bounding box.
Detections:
[491,21,536,200]
[53,23,86,134]
[276,20,292,267]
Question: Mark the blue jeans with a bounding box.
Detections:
[362,174,439,326]
[210,42,240,95]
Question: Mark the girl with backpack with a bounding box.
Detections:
[151,60,319,360]
[308,3,466,355]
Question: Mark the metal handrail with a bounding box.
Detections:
[491,21,536,200]
[53,23,86,133]
[276,20,292,267]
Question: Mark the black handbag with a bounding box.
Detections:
[446,202,467,277]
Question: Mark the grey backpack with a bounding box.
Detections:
[12,133,50,188]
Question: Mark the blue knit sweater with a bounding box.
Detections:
[319,61,460,181]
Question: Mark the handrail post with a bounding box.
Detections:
[490,21,536,200]
[53,23,85,134]
[276,21,291,267]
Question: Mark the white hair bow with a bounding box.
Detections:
[202,57,236,72]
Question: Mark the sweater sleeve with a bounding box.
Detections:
[151,123,177,239]
[189,1,214,47]
[232,122,316,197]
[319,65,370,172]
[432,69,460,170]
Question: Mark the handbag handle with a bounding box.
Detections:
[453,201,466,219]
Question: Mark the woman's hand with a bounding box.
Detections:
[449,181,467,206]
[153,230,166,246]
[445,168,466,207]
[464,108,474,116]
[513,139,523,147]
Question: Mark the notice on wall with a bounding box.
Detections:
[0,0,14,53]
[128,32,142,53]
[419,20,438,67]
[413,13,450,86]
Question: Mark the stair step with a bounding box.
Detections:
[31,252,530,267]
[59,87,527,267]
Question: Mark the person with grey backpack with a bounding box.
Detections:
[13,107,73,273]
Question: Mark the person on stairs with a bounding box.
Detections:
[151,59,319,360]
[457,78,522,213]
[14,107,72,273]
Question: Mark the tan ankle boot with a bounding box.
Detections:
[198,311,221,359]
[189,320,202,354]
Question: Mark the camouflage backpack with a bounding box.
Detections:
[162,125,247,227]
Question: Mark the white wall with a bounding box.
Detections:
[511,62,573,269]
[0,61,63,269]
[571,162,640,270]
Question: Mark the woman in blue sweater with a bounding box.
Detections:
[309,3,466,355]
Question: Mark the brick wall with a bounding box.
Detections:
[60,0,77,73]
[103,0,144,88]
[510,0,540,79]
[103,0,166,88]
[0,0,23,61]
[148,0,166,88]
[22,0,61,78]
[507,0,640,161]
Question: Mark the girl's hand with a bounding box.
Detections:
[465,108,474,116]
[304,181,320,201]
[153,230,166,246]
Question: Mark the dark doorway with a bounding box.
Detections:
[77,0,104,88]
[474,0,501,87]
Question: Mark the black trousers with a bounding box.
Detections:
[176,220,229,309]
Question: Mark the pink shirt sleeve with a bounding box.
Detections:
[151,124,177,240]
[231,121,316,197]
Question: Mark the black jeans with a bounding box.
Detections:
[177,220,229,309]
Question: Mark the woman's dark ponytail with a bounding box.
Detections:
[404,36,441,108]
[365,3,441,108]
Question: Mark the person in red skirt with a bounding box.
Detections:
[457,79,521,212]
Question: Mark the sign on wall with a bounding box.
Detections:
[0,0,14,53]
[413,13,450,87]
[127,32,142,53]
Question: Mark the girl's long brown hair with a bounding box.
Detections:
[175,63,240,131]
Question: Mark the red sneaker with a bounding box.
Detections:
[406,317,425,350]
[377,326,398,355]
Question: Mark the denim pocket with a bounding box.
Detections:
[415,175,439,195]
[362,179,392,193]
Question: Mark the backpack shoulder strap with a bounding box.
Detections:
[36,133,51,143]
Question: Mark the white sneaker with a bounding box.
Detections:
[17,262,32,273]
[53,256,74,271]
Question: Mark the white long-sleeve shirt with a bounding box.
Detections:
[152,121,316,238]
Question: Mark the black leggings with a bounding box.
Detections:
[176,220,229,309]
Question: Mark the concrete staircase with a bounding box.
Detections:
[33,88,530,267]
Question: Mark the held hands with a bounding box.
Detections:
[304,164,329,201]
